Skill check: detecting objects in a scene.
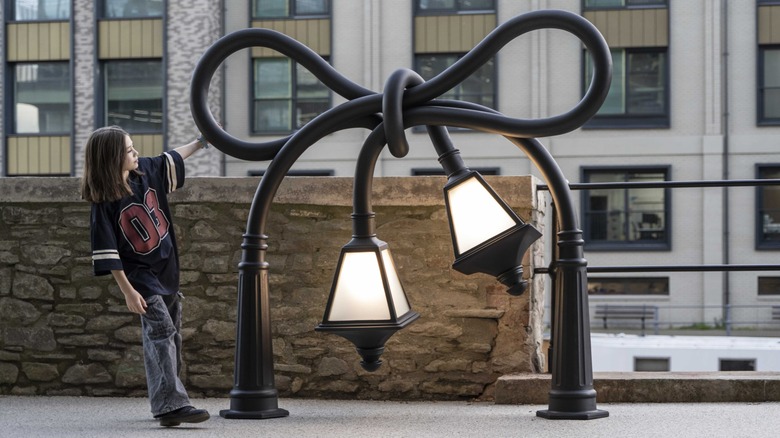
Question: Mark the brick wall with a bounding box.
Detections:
[0,176,545,400]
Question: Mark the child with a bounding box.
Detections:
[81,126,209,427]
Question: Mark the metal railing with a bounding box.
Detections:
[543,303,780,336]
[536,178,780,338]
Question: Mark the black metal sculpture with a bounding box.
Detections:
[191,9,612,420]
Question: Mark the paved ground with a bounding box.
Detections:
[1,396,779,437]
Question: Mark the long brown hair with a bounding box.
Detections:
[80,126,138,203]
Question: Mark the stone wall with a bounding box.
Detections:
[0,176,545,400]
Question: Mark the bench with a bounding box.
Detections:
[594,304,659,335]
[773,306,780,321]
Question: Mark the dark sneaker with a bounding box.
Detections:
[158,406,210,427]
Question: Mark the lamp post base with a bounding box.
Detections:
[220,408,289,419]
[219,388,290,420]
[536,409,609,420]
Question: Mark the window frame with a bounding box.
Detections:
[250,57,332,135]
[587,276,670,296]
[582,0,667,11]
[248,169,334,177]
[758,46,780,126]
[583,47,670,129]
[634,357,670,372]
[414,53,496,109]
[10,61,72,135]
[251,0,331,19]
[757,276,780,296]
[100,59,165,135]
[9,0,71,21]
[756,164,780,249]
[99,0,165,19]
[581,165,672,251]
[719,359,756,371]
[411,167,500,176]
[414,0,496,15]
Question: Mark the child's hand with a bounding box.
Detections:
[124,290,148,315]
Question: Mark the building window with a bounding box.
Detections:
[758,277,780,296]
[253,0,329,18]
[415,0,495,14]
[412,167,500,176]
[719,359,756,372]
[13,63,71,134]
[12,0,70,20]
[248,169,334,177]
[102,0,164,18]
[415,54,495,110]
[634,357,669,372]
[252,58,330,133]
[583,0,666,9]
[104,60,163,133]
[588,277,669,295]
[585,48,668,128]
[757,165,780,248]
[582,166,670,250]
[759,47,780,125]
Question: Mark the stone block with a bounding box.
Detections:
[0,297,41,326]
[22,362,60,382]
[62,363,112,384]
[4,327,56,351]
[0,362,19,384]
[11,272,54,301]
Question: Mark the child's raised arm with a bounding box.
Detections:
[172,136,208,160]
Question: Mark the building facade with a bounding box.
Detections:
[2,0,779,329]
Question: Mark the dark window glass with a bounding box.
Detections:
[585,48,668,128]
[105,60,163,132]
[758,166,780,247]
[583,167,669,248]
[252,58,330,133]
[759,47,780,124]
[719,359,756,371]
[584,0,666,8]
[253,0,329,18]
[416,0,495,13]
[634,357,669,372]
[588,277,669,295]
[411,167,500,176]
[13,0,70,20]
[103,0,164,18]
[415,54,495,109]
[14,63,70,134]
[758,277,780,296]
[248,169,334,177]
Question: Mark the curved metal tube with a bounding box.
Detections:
[191,10,610,162]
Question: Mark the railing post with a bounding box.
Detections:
[725,304,732,336]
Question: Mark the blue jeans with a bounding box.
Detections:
[141,292,191,417]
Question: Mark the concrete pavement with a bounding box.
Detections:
[1,396,779,437]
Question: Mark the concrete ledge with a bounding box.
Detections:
[0,176,537,209]
[495,372,780,404]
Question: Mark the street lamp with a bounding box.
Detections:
[316,218,420,371]
[444,169,542,296]
[191,9,612,421]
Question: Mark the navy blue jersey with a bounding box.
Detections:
[90,151,185,298]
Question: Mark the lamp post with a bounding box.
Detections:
[191,9,612,420]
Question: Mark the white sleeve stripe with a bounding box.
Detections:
[92,253,120,261]
[93,249,118,255]
[164,152,177,193]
